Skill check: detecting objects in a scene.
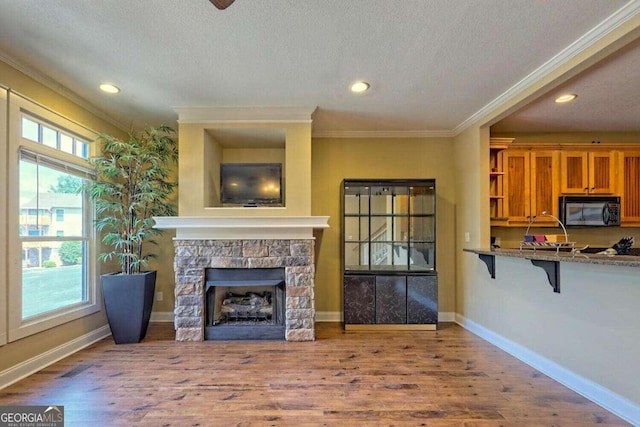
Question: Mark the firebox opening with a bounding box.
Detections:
[205,267,286,340]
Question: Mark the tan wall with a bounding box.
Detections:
[0,60,124,373]
[311,137,456,315]
[203,130,222,207]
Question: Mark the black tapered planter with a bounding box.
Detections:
[101,271,156,344]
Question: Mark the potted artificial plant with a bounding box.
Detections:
[87,125,178,344]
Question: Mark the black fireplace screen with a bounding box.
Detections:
[204,267,286,340]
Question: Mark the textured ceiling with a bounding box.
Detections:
[491,37,640,133]
[0,0,638,135]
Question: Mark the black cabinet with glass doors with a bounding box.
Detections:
[342,179,438,330]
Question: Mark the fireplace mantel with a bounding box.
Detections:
[153,216,329,239]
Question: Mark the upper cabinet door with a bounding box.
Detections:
[589,152,616,194]
[561,151,616,194]
[618,151,640,225]
[530,150,561,224]
[504,150,559,226]
[504,150,531,224]
[560,151,589,194]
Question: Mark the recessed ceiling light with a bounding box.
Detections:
[350,81,370,93]
[555,94,577,103]
[99,83,120,94]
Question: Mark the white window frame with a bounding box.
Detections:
[7,93,99,342]
[0,87,8,346]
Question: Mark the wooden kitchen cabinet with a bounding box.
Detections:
[618,151,640,225]
[504,150,560,226]
[489,138,512,226]
[560,151,616,194]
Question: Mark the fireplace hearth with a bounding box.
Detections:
[205,267,286,340]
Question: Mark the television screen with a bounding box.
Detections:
[220,163,283,206]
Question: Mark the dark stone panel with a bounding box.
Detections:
[375,276,406,324]
[344,275,375,324]
[407,274,438,324]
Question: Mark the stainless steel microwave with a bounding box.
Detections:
[559,196,621,226]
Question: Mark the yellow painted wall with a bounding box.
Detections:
[311,137,456,315]
[0,60,123,373]
[203,130,222,207]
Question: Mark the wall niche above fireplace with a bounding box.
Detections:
[175,106,316,218]
[204,127,286,208]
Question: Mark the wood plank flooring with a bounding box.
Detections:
[0,322,630,426]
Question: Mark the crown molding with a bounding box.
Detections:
[312,129,454,139]
[174,106,317,123]
[453,0,640,136]
[0,52,126,131]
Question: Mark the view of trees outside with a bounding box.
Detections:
[20,161,87,318]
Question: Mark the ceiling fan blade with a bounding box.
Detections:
[209,0,235,10]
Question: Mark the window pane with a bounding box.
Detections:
[411,185,435,215]
[20,160,84,237]
[409,243,435,271]
[344,194,360,215]
[42,126,57,148]
[411,216,434,242]
[344,216,369,241]
[344,242,368,269]
[22,241,86,318]
[75,139,89,159]
[60,133,74,154]
[19,154,89,320]
[22,117,40,142]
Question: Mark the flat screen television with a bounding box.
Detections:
[220,163,283,206]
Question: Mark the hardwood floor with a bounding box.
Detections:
[0,322,629,426]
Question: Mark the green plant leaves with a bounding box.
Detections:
[86,126,178,274]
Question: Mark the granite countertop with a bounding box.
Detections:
[464,247,640,268]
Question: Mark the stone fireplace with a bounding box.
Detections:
[154,216,329,342]
[173,237,315,341]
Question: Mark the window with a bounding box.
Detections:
[7,99,98,342]
[19,150,90,319]
[21,116,89,159]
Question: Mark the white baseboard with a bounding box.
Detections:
[150,311,175,323]
[154,311,456,324]
[455,314,640,426]
[315,311,342,322]
[0,325,111,390]
[438,311,456,322]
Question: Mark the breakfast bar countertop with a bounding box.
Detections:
[464,247,640,269]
